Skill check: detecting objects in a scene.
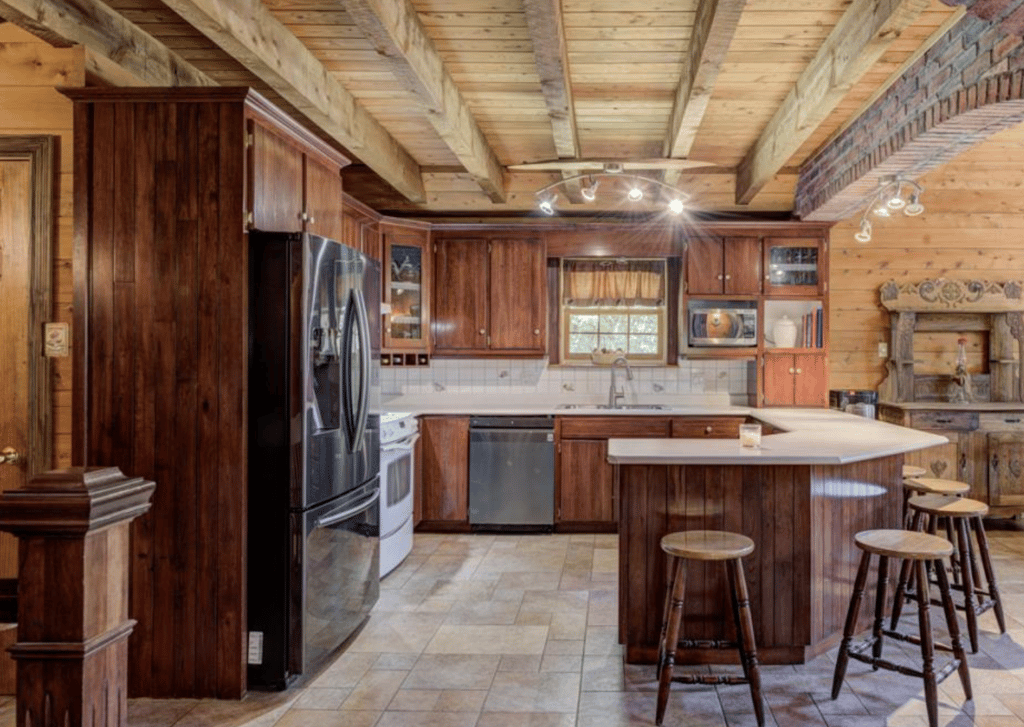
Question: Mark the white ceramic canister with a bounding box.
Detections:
[773,315,798,348]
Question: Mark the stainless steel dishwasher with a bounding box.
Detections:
[468,416,555,529]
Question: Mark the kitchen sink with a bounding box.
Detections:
[556,403,669,410]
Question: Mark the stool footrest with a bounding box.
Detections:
[880,629,955,654]
[848,651,962,687]
[675,638,740,650]
[671,673,750,687]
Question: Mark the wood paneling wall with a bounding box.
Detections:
[829,123,1024,390]
[72,95,247,698]
[0,24,79,469]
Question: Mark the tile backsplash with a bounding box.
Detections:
[381,357,755,402]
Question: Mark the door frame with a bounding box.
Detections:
[0,135,57,476]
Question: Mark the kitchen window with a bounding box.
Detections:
[560,258,667,364]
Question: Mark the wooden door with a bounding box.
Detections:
[685,236,723,294]
[383,224,430,352]
[762,354,795,406]
[904,431,962,483]
[558,439,615,523]
[763,238,823,296]
[248,121,303,233]
[489,237,545,352]
[433,238,488,352]
[0,150,52,693]
[988,432,1024,507]
[723,237,761,294]
[793,352,828,406]
[420,416,469,522]
[303,155,344,241]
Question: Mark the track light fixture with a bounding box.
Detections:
[534,170,690,216]
[853,175,925,243]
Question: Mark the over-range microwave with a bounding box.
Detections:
[687,300,757,347]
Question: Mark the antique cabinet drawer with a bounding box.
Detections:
[558,417,670,439]
[671,417,746,438]
[979,412,1024,431]
[909,411,978,431]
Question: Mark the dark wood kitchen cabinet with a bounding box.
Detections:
[432,233,546,356]
[685,236,761,295]
[419,416,470,527]
[63,87,350,699]
[249,117,345,241]
[762,351,828,406]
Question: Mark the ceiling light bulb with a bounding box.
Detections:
[581,179,599,202]
[903,193,924,216]
[872,204,890,217]
[627,186,643,202]
[886,194,906,210]
[668,198,685,215]
[538,195,555,215]
[854,219,872,243]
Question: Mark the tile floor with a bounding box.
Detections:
[124,524,1024,725]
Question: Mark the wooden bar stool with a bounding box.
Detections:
[832,530,972,727]
[892,494,1007,653]
[903,464,927,479]
[902,476,969,530]
[656,530,763,727]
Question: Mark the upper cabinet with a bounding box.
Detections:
[433,234,546,356]
[383,222,431,352]
[248,119,345,241]
[685,236,761,295]
[763,237,826,296]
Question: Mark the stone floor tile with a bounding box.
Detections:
[475,712,576,727]
[540,654,583,672]
[375,711,479,727]
[435,689,488,712]
[424,625,549,655]
[387,688,442,711]
[404,654,500,690]
[339,669,408,712]
[499,654,543,672]
[273,709,380,727]
[483,672,581,713]
[292,687,350,710]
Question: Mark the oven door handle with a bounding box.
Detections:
[315,489,380,529]
[381,432,420,452]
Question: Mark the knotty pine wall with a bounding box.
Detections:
[0,24,81,469]
[828,122,1024,391]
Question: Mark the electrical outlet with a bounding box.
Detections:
[877,342,888,358]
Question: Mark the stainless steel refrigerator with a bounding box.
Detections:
[247,231,381,690]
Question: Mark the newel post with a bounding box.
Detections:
[0,467,155,727]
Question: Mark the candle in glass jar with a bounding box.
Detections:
[739,423,762,448]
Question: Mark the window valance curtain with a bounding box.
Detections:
[562,259,665,306]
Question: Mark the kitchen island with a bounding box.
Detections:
[608,409,947,665]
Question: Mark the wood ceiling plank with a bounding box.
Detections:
[664,0,748,164]
[157,0,425,202]
[523,0,580,160]
[734,0,931,204]
[0,0,214,84]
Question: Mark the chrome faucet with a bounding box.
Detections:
[608,356,633,409]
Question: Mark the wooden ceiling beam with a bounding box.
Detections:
[523,0,580,161]
[159,0,426,203]
[340,0,506,203]
[0,0,214,84]
[734,0,930,205]
[663,0,747,163]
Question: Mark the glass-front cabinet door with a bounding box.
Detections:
[382,223,430,351]
[763,238,824,296]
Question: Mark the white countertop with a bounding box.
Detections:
[607,408,948,466]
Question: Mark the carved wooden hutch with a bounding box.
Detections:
[876,279,1024,515]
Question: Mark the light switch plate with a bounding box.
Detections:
[877,342,888,358]
[247,631,263,665]
[44,322,70,357]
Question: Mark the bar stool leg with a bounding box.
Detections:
[656,558,687,726]
[657,557,681,673]
[832,550,872,699]
[729,558,764,727]
[972,515,1006,634]
[953,517,980,653]
[933,558,972,701]
[870,555,890,667]
[914,560,940,727]
[891,511,923,629]
[726,559,751,683]
[944,516,961,586]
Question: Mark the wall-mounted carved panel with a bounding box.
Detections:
[880,279,1024,312]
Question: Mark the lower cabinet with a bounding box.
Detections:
[420,416,470,526]
[558,439,616,525]
[762,352,827,406]
[988,432,1024,508]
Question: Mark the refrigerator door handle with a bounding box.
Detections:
[315,489,380,528]
[351,287,372,452]
[341,288,359,452]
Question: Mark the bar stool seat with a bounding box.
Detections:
[656,530,763,726]
[903,464,927,479]
[905,477,971,496]
[833,529,971,727]
[893,494,1007,653]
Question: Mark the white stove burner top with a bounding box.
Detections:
[381,411,417,444]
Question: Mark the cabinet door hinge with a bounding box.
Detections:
[245,210,254,229]
[824,281,829,293]
[486,335,491,347]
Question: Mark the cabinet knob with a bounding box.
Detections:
[308,215,315,224]
[789,367,795,374]
[795,368,802,374]
[534,329,540,335]
[479,329,486,335]
[705,426,712,435]
[717,274,723,280]
[725,274,731,280]
[299,211,307,221]
[765,274,770,280]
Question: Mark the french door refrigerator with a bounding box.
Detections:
[247,231,381,689]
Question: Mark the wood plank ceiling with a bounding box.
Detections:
[3,0,962,219]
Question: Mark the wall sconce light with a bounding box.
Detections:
[853,175,925,243]
[534,170,690,217]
